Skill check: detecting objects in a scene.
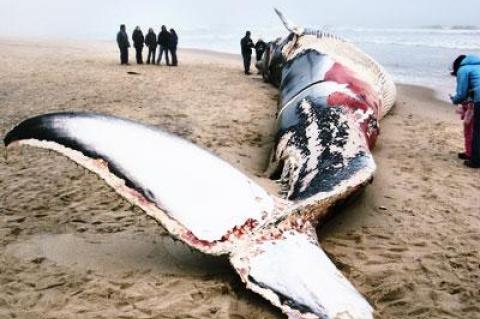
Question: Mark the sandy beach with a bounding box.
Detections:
[0,38,479,319]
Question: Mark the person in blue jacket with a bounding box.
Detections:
[450,54,480,168]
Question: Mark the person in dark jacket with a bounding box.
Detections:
[156,25,171,66]
[169,28,178,66]
[450,54,480,168]
[255,38,267,62]
[145,28,157,64]
[240,31,255,74]
[132,26,145,64]
[116,24,130,65]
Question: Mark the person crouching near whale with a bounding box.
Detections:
[455,89,474,161]
[132,26,145,65]
[145,28,157,65]
[254,38,267,75]
[450,54,480,168]
[116,24,130,65]
[255,38,267,62]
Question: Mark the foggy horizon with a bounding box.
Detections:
[1,0,480,41]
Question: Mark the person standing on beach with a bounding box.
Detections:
[240,31,255,75]
[450,54,480,168]
[145,28,157,65]
[169,28,178,66]
[116,24,130,65]
[255,38,267,62]
[156,26,171,66]
[132,26,145,65]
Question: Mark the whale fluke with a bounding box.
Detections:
[231,226,373,319]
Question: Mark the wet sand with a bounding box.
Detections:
[0,38,479,319]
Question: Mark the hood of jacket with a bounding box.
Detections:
[461,55,480,66]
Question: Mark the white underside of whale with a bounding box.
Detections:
[60,116,274,242]
[246,232,373,319]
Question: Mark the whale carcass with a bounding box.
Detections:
[3,10,396,319]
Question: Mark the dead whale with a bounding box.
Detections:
[4,10,395,319]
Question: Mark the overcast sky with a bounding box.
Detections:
[1,0,479,39]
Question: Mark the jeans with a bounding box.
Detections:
[170,48,178,66]
[147,47,156,64]
[156,46,170,65]
[119,47,128,65]
[242,53,252,73]
[135,46,143,64]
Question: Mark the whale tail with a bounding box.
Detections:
[230,225,373,319]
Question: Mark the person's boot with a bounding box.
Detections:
[458,152,470,160]
[464,160,480,168]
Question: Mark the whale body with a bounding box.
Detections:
[4,10,396,319]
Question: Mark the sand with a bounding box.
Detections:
[0,38,479,319]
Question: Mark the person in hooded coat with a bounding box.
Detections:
[116,24,130,65]
[255,38,267,62]
[240,31,255,75]
[145,28,157,64]
[156,25,171,66]
[169,28,178,66]
[132,26,145,64]
[450,54,480,168]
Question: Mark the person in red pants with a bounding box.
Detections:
[450,55,480,168]
[456,100,474,159]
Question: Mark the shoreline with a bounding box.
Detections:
[0,38,478,319]
[0,36,457,99]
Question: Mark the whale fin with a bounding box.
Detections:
[274,8,304,36]
[230,226,373,319]
[4,112,277,254]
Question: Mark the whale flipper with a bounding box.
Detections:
[230,226,373,319]
[4,112,276,254]
[274,8,304,36]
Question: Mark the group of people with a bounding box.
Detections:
[450,54,480,168]
[240,31,267,75]
[116,24,178,66]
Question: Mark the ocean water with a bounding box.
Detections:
[179,25,480,99]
